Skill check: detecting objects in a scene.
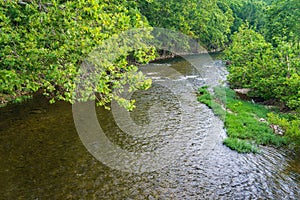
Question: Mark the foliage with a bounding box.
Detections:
[267,113,300,142]
[1,0,299,114]
[223,138,258,153]
[137,0,234,50]
[264,0,300,45]
[0,0,155,109]
[223,24,300,110]
[197,86,226,120]
[221,0,267,34]
[198,86,288,153]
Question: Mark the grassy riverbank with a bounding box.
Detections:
[198,86,299,153]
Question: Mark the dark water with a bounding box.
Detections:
[0,55,299,199]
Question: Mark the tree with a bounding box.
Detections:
[221,0,268,34]
[264,0,300,45]
[0,0,155,109]
[137,0,234,50]
[224,24,300,110]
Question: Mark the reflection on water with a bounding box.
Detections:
[0,55,299,199]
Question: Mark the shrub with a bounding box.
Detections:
[223,24,300,111]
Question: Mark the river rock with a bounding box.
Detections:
[270,124,284,135]
[234,88,251,94]
[259,118,267,123]
[234,88,252,101]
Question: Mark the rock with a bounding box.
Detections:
[226,108,234,114]
[234,88,251,95]
[259,118,267,123]
[29,108,45,114]
[234,88,252,101]
[270,124,284,135]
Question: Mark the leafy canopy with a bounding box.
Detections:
[0,0,155,109]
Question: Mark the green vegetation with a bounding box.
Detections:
[264,0,300,45]
[222,0,267,34]
[0,0,154,109]
[221,0,299,153]
[198,86,289,153]
[220,0,300,152]
[198,86,226,120]
[0,0,299,152]
[223,138,258,153]
[0,0,238,108]
[2,0,298,112]
[224,24,300,111]
[223,0,300,112]
[137,0,234,50]
[268,113,300,144]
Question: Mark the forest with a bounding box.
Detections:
[0,0,298,107]
[0,0,299,137]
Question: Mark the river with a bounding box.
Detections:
[0,55,299,199]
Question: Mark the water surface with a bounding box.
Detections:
[0,55,299,199]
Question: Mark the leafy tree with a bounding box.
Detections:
[137,0,234,50]
[221,0,268,34]
[264,0,300,45]
[224,24,300,110]
[0,0,155,109]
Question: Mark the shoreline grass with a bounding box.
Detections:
[197,86,290,153]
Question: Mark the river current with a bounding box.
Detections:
[0,55,299,199]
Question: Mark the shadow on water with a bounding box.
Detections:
[0,55,299,199]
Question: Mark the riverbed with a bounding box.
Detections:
[0,55,299,199]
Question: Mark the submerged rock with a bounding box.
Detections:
[29,108,46,114]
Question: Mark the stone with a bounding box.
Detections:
[234,88,251,95]
[270,124,284,135]
[259,118,267,123]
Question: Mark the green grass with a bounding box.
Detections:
[197,86,288,153]
[197,86,226,120]
[223,138,259,153]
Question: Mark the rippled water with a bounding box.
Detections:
[0,55,299,199]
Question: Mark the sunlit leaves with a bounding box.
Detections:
[0,0,155,108]
[224,24,300,110]
[264,0,300,45]
[137,0,234,50]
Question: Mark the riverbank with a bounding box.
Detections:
[197,86,299,153]
[0,93,33,108]
[0,52,221,108]
[151,50,222,62]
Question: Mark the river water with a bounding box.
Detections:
[0,55,299,199]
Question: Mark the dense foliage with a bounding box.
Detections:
[224,25,300,110]
[224,0,300,112]
[137,0,234,50]
[0,0,299,114]
[223,0,300,147]
[222,0,267,34]
[0,0,154,108]
[264,0,300,45]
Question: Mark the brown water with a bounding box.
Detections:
[0,56,299,199]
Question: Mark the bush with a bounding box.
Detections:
[223,24,300,111]
[267,113,300,142]
[0,0,155,109]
